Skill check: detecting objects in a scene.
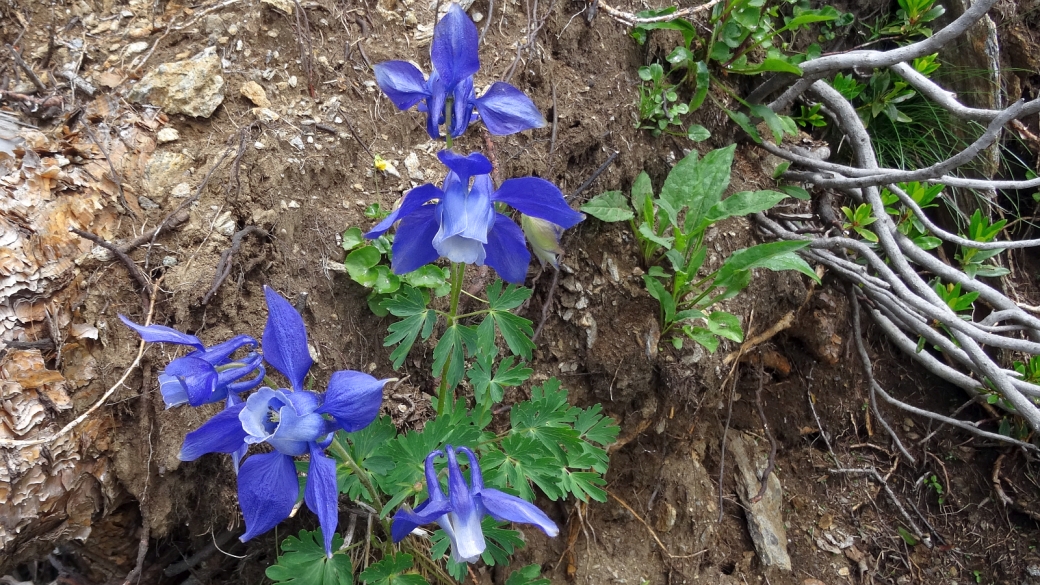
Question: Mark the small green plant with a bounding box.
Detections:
[923,474,945,504]
[878,0,945,39]
[842,203,879,243]
[955,210,1009,279]
[793,103,826,128]
[853,54,940,126]
[342,227,451,316]
[637,63,693,137]
[581,145,818,351]
[879,181,943,250]
[1013,355,1040,385]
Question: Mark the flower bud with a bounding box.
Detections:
[521,215,565,268]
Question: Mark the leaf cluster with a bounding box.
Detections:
[581,145,818,351]
[342,227,451,317]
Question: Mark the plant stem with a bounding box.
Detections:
[444,98,454,150]
[329,435,384,509]
[436,262,466,415]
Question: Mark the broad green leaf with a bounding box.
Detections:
[660,145,736,233]
[370,265,401,295]
[341,227,365,251]
[705,190,788,225]
[749,104,789,144]
[637,222,674,250]
[580,191,634,223]
[706,311,743,343]
[687,124,711,142]
[402,265,449,293]
[266,530,354,585]
[345,246,381,283]
[779,184,811,200]
[358,553,427,585]
[686,326,719,353]
[752,250,820,282]
[726,109,762,143]
[643,274,676,325]
[631,171,654,215]
[716,240,811,283]
[729,57,803,76]
[782,12,839,31]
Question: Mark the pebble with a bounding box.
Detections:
[288,75,298,88]
[126,41,149,54]
[289,136,305,150]
[171,183,191,197]
[240,80,271,108]
[162,256,178,267]
[156,127,180,143]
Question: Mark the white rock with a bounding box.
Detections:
[403,152,423,181]
[126,41,149,55]
[171,182,191,197]
[156,127,180,143]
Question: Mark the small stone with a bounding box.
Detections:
[252,107,279,122]
[403,152,423,181]
[156,127,180,143]
[254,141,265,150]
[128,47,225,118]
[126,41,149,54]
[288,75,298,88]
[171,183,191,198]
[138,195,160,210]
[260,0,294,13]
[227,24,239,35]
[653,501,677,533]
[289,136,305,150]
[240,80,271,108]
[162,256,178,267]
[471,10,483,22]
[287,200,300,209]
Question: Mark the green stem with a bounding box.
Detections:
[407,542,457,585]
[444,97,454,150]
[436,262,466,415]
[329,436,384,509]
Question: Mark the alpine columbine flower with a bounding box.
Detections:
[373,3,546,140]
[365,150,583,283]
[177,286,389,557]
[120,316,264,408]
[391,445,559,563]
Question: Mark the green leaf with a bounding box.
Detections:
[660,145,736,234]
[749,104,789,144]
[342,227,366,251]
[687,124,711,142]
[779,184,811,200]
[643,274,676,325]
[689,61,710,112]
[897,527,919,547]
[753,250,820,282]
[505,565,551,585]
[266,530,355,585]
[729,57,803,76]
[726,109,762,143]
[637,222,674,250]
[510,378,581,461]
[486,280,533,311]
[715,240,812,286]
[559,469,608,502]
[433,324,478,391]
[580,191,634,222]
[631,171,654,215]
[706,311,743,343]
[686,326,719,353]
[468,354,532,405]
[402,265,449,293]
[706,190,787,224]
[483,435,563,500]
[380,287,437,369]
[358,553,427,585]
[370,266,401,295]
[345,247,381,283]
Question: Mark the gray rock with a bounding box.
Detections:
[128,47,225,118]
[727,430,791,571]
[138,195,160,210]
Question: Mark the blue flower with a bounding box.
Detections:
[391,445,559,563]
[373,3,546,140]
[365,150,583,283]
[177,285,389,557]
[119,315,264,408]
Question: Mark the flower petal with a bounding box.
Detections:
[286,389,322,416]
[483,213,531,284]
[267,407,325,456]
[433,170,494,264]
[225,361,265,394]
[436,150,493,183]
[424,70,447,139]
[390,205,442,274]
[179,402,248,461]
[158,373,190,408]
[391,498,452,542]
[195,334,258,365]
[119,315,203,349]
[238,452,299,543]
[449,76,476,138]
[240,387,284,441]
[262,286,313,392]
[373,60,430,110]
[165,355,219,406]
[492,177,584,228]
[521,215,565,268]
[456,446,484,491]
[227,393,249,473]
[477,488,559,537]
[365,183,443,238]
[474,82,547,135]
[318,371,388,432]
[304,442,339,557]
[430,3,479,91]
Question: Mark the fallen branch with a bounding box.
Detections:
[595,0,723,26]
[202,225,270,304]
